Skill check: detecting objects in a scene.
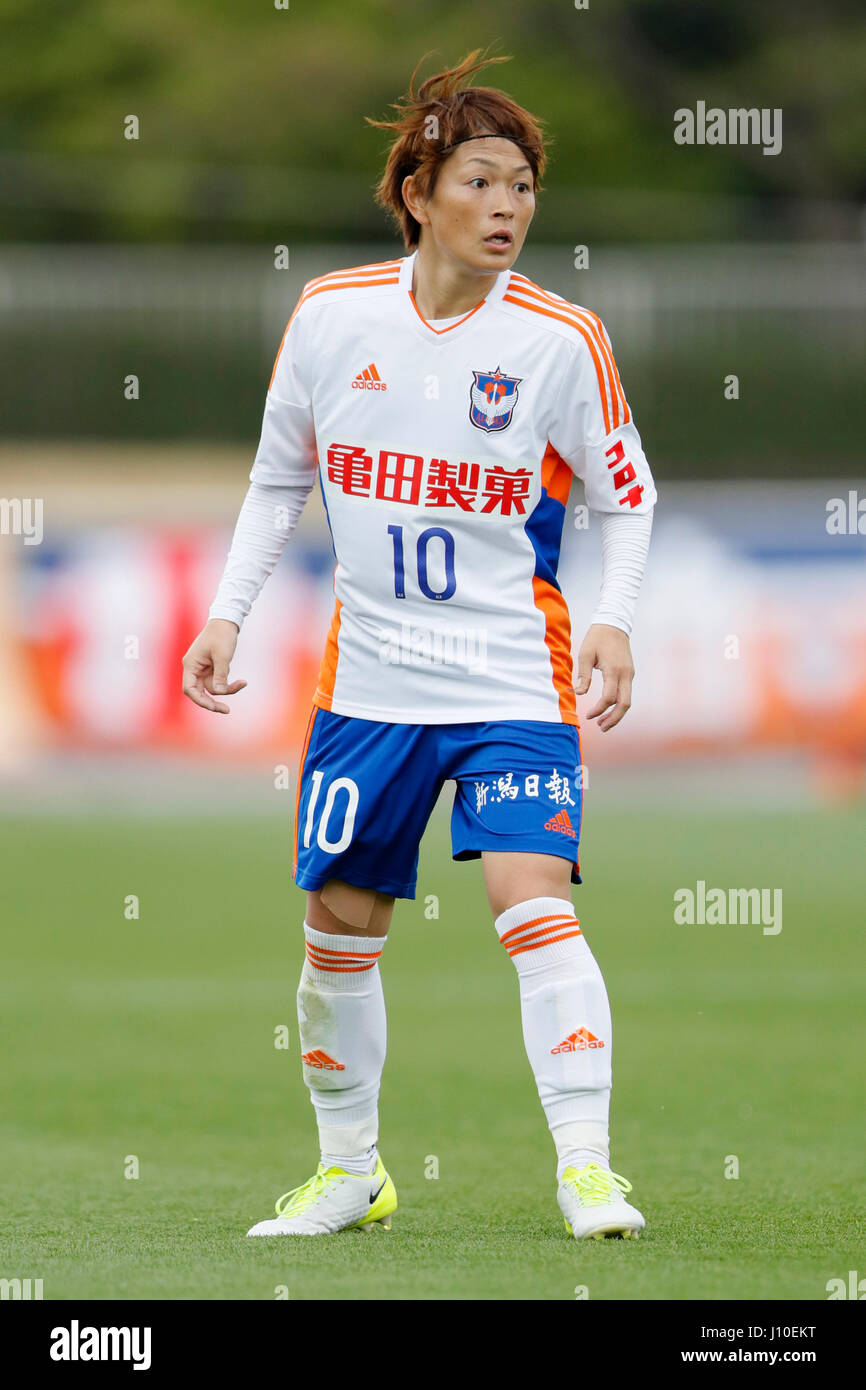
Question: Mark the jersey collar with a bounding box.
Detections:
[399,251,510,338]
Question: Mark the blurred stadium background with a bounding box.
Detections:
[1,0,865,1299]
[1,1,864,799]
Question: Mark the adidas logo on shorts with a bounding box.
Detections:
[544,809,576,838]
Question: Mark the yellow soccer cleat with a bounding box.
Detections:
[557,1161,645,1240]
[246,1154,397,1236]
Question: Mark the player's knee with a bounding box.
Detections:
[306,882,394,936]
[486,871,574,920]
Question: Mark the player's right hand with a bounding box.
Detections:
[182,618,247,714]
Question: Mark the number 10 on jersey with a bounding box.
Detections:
[388,524,456,601]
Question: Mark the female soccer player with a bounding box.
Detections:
[183,50,657,1240]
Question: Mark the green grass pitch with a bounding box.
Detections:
[2,799,864,1300]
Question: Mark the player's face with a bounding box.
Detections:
[418,137,536,272]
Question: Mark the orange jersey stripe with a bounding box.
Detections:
[533,450,575,723]
[299,274,400,310]
[268,301,303,390]
[314,592,342,711]
[292,705,318,877]
[302,259,403,294]
[541,440,573,506]
[509,276,629,425]
[508,275,629,428]
[532,574,577,724]
[270,261,401,396]
[270,261,401,387]
[408,292,484,334]
[503,291,613,435]
[579,304,630,425]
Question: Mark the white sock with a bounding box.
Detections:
[320,1143,379,1176]
[298,924,387,1164]
[494,897,612,1174]
[555,1147,610,1182]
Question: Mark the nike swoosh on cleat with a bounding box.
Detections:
[369,1178,387,1204]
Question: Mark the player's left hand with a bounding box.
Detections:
[574,623,634,731]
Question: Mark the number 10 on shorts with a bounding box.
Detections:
[303,771,360,853]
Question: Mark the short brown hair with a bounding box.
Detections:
[367,49,547,250]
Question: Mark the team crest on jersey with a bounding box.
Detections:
[469,367,522,434]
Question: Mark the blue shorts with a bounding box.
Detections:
[293,707,583,900]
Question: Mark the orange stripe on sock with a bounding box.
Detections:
[305,955,379,973]
[499,913,576,948]
[305,946,380,969]
[508,930,583,958]
[503,918,581,948]
[504,922,582,953]
[305,943,382,962]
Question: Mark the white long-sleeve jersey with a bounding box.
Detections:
[223,251,657,725]
[209,484,653,638]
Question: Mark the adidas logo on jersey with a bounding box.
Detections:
[352,363,387,390]
[551,1028,604,1054]
[301,1050,346,1071]
[544,809,576,838]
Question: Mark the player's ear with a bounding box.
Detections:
[402,173,429,228]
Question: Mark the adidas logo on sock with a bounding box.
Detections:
[544,809,576,838]
[352,363,387,390]
[301,1050,346,1071]
[551,1027,604,1054]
